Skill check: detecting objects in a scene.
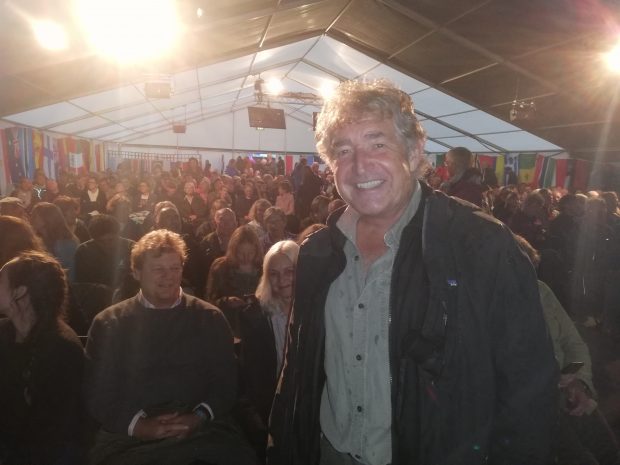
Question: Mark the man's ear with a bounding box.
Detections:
[132,268,141,282]
[408,139,426,173]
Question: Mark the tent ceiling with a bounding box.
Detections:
[1,0,619,159]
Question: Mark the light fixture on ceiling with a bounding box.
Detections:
[75,0,181,63]
[196,7,203,18]
[265,78,284,95]
[604,41,620,73]
[509,78,536,123]
[319,80,338,100]
[254,77,265,104]
[510,100,536,122]
[32,19,69,51]
[253,76,332,106]
[172,104,187,133]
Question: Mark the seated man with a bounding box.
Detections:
[84,229,256,465]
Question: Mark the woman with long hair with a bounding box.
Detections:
[0,216,45,267]
[206,225,263,336]
[0,251,85,465]
[238,240,299,461]
[29,202,79,281]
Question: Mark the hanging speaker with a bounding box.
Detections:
[172,124,186,133]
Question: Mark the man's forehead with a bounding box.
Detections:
[332,117,395,143]
[144,250,182,264]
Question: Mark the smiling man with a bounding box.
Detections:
[269,80,557,465]
[84,229,255,465]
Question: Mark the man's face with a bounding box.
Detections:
[215,211,237,238]
[133,251,183,308]
[87,179,98,192]
[156,208,182,233]
[331,117,416,226]
[265,215,285,239]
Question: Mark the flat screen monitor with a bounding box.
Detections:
[248,107,286,129]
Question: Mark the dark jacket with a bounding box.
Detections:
[0,320,85,465]
[446,168,486,207]
[269,184,557,465]
[80,189,107,217]
[75,236,135,288]
[239,299,279,427]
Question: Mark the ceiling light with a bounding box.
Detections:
[319,80,338,100]
[75,0,180,63]
[196,7,203,18]
[265,78,284,95]
[32,19,68,51]
[604,42,620,73]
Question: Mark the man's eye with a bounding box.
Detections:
[374,143,385,149]
[337,148,351,157]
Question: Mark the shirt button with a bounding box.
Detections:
[358,303,364,309]
[356,354,362,361]
[356,405,363,412]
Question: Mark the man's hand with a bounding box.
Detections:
[160,413,205,439]
[562,379,597,416]
[133,412,190,440]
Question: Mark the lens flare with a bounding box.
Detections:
[33,19,68,51]
[75,0,180,63]
[604,42,620,73]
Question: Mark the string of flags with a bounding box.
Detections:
[0,124,613,196]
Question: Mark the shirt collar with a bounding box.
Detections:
[137,288,183,309]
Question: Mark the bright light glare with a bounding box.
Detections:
[265,78,284,95]
[76,0,180,62]
[319,80,338,100]
[605,43,620,73]
[196,7,203,18]
[33,20,68,51]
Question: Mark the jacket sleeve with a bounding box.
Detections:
[539,280,594,395]
[487,229,558,464]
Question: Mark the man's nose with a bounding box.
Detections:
[352,148,369,174]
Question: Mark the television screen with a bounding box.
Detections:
[248,107,286,129]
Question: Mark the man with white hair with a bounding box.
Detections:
[270,80,557,465]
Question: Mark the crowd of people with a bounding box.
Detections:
[1,78,620,465]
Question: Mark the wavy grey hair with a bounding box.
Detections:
[315,79,427,176]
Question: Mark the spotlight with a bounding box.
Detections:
[509,100,536,123]
[604,42,620,73]
[32,19,68,51]
[196,7,203,18]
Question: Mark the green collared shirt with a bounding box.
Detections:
[320,181,422,465]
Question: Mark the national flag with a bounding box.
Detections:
[518,153,537,184]
[69,152,84,172]
[6,127,25,184]
[33,130,44,171]
[572,159,591,191]
[494,154,505,186]
[555,158,569,189]
[543,157,556,188]
[0,129,11,196]
[285,155,294,175]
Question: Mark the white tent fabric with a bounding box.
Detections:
[1,36,562,154]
